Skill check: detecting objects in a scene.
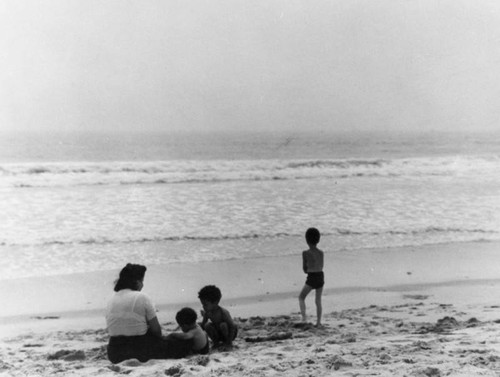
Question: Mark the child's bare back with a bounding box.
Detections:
[302,247,324,273]
[187,324,209,352]
[167,307,209,356]
[203,305,231,325]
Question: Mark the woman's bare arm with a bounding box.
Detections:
[147,316,162,338]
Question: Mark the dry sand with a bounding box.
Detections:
[1,241,500,376]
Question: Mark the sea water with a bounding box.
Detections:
[0,130,499,280]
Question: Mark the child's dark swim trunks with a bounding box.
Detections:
[305,271,324,289]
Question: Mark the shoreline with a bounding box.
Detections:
[2,240,500,338]
[3,285,500,376]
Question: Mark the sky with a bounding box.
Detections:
[1,0,500,134]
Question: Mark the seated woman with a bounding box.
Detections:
[105,263,190,363]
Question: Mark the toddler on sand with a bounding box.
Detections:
[166,307,209,356]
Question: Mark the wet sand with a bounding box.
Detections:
[1,241,500,376]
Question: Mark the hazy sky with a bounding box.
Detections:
[1,0,500,134]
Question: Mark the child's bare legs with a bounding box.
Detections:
[219,322,233,347]
[315,287,323,327]
[205,322,234,348]
[299,285,312,322]
[205,322,220,345]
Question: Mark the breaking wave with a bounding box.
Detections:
[1,155,498,188]
[4,227,498,248]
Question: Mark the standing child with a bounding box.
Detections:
[298,227,324,327]
[166,307,209,356]
[198,285,237,349]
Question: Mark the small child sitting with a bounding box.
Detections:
[198,285,237,348]
[166,307,209,356]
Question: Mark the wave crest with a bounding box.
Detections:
[1,155,498,188]
[3,227,497,248]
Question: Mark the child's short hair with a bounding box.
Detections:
[198,285,222,303]
[176,307,197,325]
[305,227,320,245]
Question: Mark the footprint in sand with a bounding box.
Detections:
[403,294,429,300]
[47,350,86,361]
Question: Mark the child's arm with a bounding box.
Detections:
[200,310,209,329]
[302,251,308,273]
[168,330,195,340]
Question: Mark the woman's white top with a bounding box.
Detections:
[105,289,157,336]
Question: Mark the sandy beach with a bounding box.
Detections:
[3,0,500,374]
[1,240,500,376]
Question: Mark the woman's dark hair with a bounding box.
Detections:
[198,285,222,303]
[176,307,197,326]
[305,227,320,245]
[114,263,147,292]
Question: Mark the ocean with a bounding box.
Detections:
[1,130,499,280]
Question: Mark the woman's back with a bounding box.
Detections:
[106,289,156,336]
